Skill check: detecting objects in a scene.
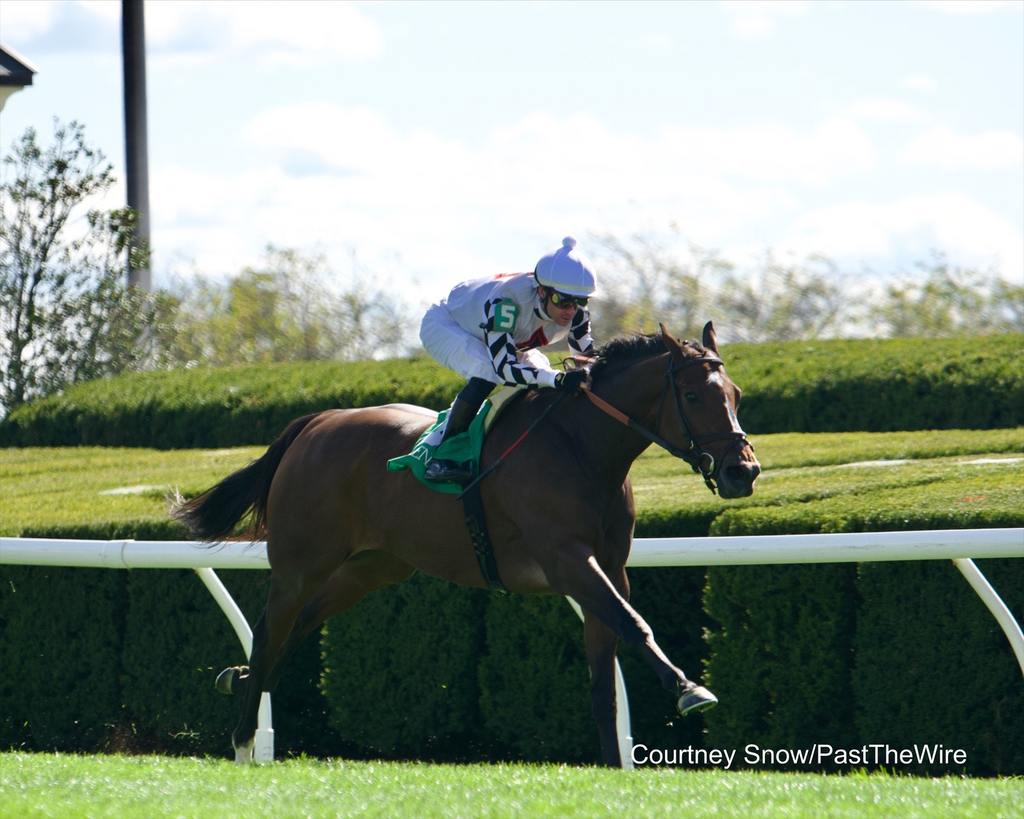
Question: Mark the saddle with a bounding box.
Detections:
[384,385,525,495]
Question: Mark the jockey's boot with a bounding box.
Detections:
[424,377,496,483]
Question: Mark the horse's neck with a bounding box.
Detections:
[565,353,668,486]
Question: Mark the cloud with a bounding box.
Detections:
[146,1,382,63]
[240,104,872,262]
[624,33,675,57]
[720,0,812,40]
[2,0,117,54]
[248,103,875,190]
[901,73,937,93]
[3,1,60,41]
[914,0,1018,14]
[904,127,1024,170]
[150,104,1020,301]
[145,103,890,297]
[2,0,381,62]
[783,194,1023,278]
[843,98,929,124]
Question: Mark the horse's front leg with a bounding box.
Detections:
[547,545,717,716]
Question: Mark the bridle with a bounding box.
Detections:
[582,345,752,494]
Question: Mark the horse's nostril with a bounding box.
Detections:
[725,463,760,483]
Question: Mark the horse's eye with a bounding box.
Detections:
[685,392,698,402]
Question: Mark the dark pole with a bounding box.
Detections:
[122,0,151,289]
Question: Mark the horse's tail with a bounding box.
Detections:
[172,413,320,542]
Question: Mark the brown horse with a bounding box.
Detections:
[173,322,760,767]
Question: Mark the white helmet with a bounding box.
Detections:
[533,236,598,297]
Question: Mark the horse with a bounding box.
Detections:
[172,321,760,767]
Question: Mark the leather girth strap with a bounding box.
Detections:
[461,479,507,593]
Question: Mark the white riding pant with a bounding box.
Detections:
[419,303,553,385]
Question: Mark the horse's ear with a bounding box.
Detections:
[702,321,720,355]
[659,323,683,355]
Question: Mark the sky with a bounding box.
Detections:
[1,0,1022,315]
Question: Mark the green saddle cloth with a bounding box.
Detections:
[386,399,492,495]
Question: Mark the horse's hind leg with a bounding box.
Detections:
[262,550,414,693]
[231,575,308,762]
[227,550,413,760]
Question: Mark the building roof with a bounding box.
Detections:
[0,44,38,87]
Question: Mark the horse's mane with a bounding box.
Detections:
[589,332,705,383]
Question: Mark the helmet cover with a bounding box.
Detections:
[533,236,598,297]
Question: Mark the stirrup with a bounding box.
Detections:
[424,458,474,483]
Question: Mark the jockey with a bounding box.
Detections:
[418,236,598,483]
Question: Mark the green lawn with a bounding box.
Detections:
[0,753,1019,819]
[0,445,260,536]
[2,428,1022,537]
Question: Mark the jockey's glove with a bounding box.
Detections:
[555,369,589,394]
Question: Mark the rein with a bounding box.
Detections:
[583,350,750,494]
[458,342,750,498]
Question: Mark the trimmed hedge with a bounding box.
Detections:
[0,358,461,449]
[724,334,1024,434]
[853,559,1024,776]
[700,476,1024,776]
[3,335,1022,448]
[0,567,125,751]
[0,523,340,757]
[472,567,711,764]
[320,573,490,760]
[477,593,596,762]
[702,564,859,767]
[700,556,1024,776]
[119,569,338,757]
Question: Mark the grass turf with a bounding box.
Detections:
[0,753,1020,819]
[1,428,1022,537]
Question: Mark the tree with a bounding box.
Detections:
[590,229,1020,343]
[590,230,846,343]
[874,255,1024,337]
[0,121,159,416]
[156,245,411,367]
[713,253,847,342]
[590,231,719,337]
[989,278,1024,332]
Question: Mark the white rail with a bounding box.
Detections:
[3,528,1021,570]
[2,528,1022,768]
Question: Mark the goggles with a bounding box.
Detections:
[548,290,589,309]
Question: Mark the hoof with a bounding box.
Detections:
[233,739,254,765]
[677,683,718,716]
[215,665,249,696]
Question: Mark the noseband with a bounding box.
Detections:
[583,347,751,494]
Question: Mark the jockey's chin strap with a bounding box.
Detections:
[581,350,751,495]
